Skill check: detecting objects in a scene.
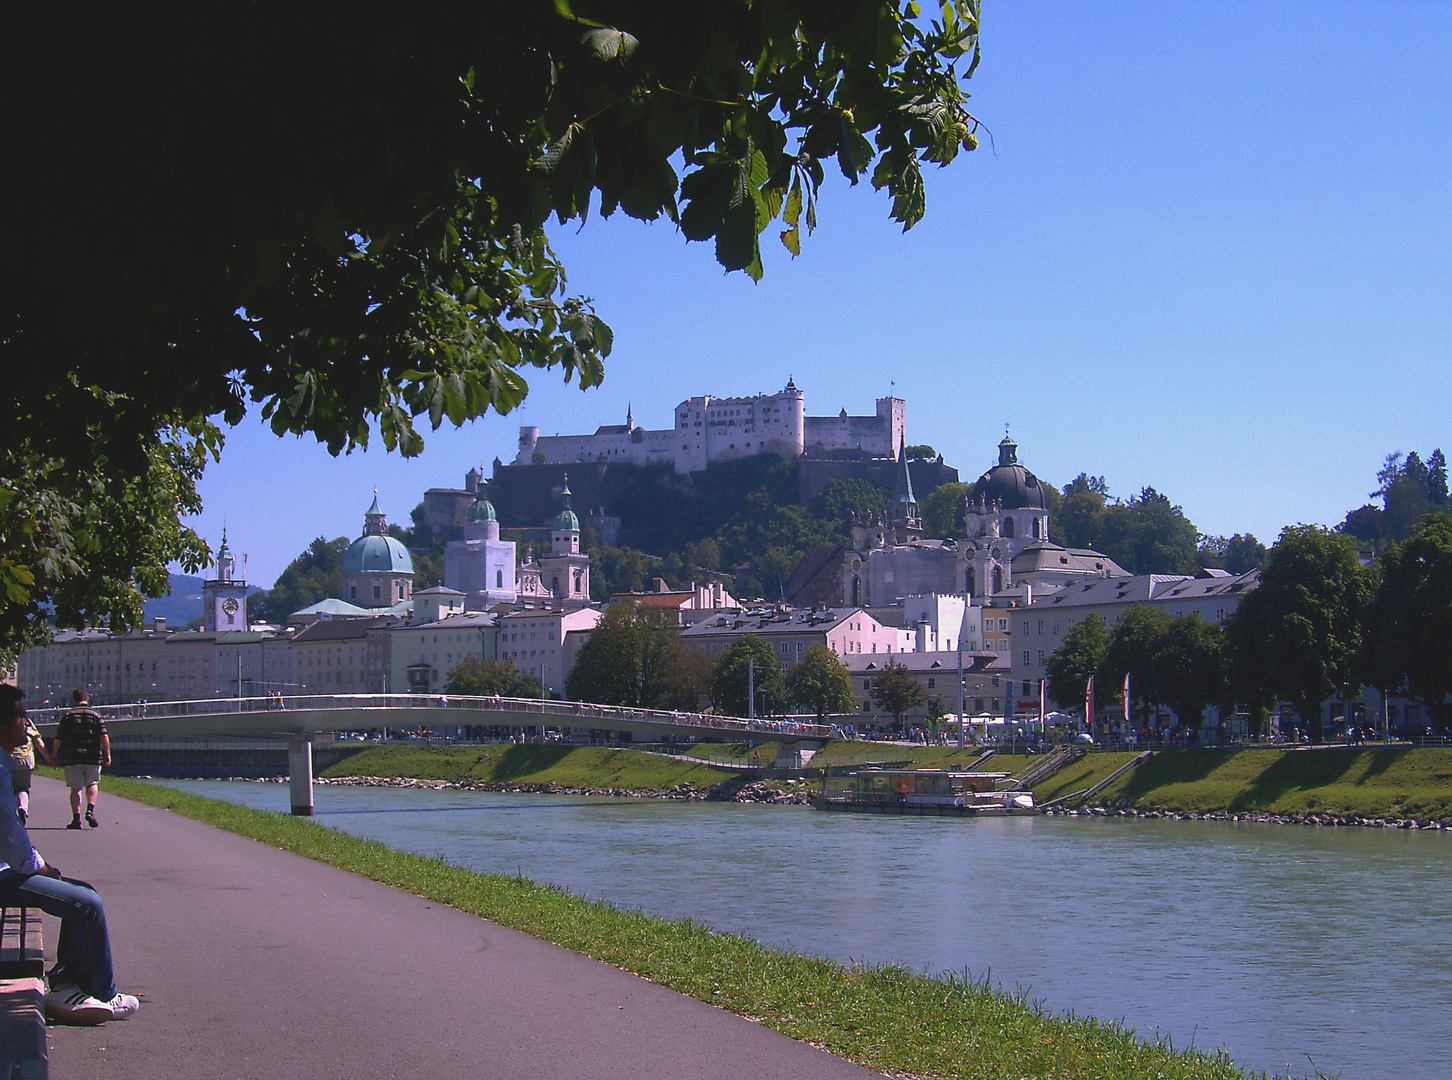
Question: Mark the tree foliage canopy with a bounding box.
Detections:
[921,481,968,539]
[870,659,927,727]
[1339,449,1449,553]
[249,538,352,625]
[1044,613,1109,712]
[1362,513,1452,728]
[565,602,701,709]
[446,658,541,699]
[709,634,787,717]
[3,1,982,653]
[1225,525,1370,741]
[786,643,857,719]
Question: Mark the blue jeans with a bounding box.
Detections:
[0,871,116,1000]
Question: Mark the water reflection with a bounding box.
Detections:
[155,780,1451,1080]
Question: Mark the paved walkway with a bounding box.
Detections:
[27,777,878,1079]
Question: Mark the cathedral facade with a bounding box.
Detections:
[842,434,1127,608]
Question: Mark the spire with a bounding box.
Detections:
[893,436,917,507]
[216,527,235,582]
[626,402,634,430]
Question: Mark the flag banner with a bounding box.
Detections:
[1085,675,1094,731]
[1122,672,1131,724]
[1039,679,1047,723]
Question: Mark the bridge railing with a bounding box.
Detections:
[27,693,833,740]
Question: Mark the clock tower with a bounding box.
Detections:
[203,530,249,631]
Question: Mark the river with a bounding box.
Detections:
[153,780,1451,1080]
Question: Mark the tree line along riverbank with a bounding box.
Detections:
[318,741,1452,824]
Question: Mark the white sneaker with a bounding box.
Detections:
[44,985,112,1025]
[105,992,139,1020]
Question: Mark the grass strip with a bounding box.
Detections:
[320,743,735,790]
[102,774,1268,1080]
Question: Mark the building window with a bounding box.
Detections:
[373,585,382,600]
[1037,650,1045,665]
[927,678,936,689]
[1022,651,1031,667]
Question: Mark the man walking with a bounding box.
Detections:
[0,684,138,1023]
[52,688,110,829]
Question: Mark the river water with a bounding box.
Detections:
[155,780,1451,1080]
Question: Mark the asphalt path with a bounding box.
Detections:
[26,777,879,1079]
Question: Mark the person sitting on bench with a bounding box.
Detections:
[0,684,138,1024]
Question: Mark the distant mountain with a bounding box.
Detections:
[141,575,266,628]
[143,575,205,626]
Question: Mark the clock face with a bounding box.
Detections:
[222,597,239,615]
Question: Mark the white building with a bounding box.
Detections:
[497,607,603,696]
[514,380,905,475]
[444,492,517,608]
[389,611,499,694]
[680,607,913,667]
[1012,569,1261,719]
[845,652,1010,729]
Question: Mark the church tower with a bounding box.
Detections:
[444,484,518,607]
[538,478,591,606]
[203,529,249,631]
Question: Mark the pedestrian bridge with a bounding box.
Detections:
[30,694,832,813]
[28,692,833,745]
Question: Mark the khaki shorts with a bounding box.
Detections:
[64,765,101,790]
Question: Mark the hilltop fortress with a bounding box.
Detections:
[515,378,906,474]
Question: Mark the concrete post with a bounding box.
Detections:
[288,736,314,816]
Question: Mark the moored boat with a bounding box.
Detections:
[812,768,1037,816]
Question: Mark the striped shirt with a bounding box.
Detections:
[55,708,107,766]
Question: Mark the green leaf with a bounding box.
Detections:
[782,175,802,229]
[837,115,860,183]
[582,27,639,62]
[589,314,614,357]
[715,200,760,278]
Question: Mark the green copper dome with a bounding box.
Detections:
[467,495,497,523]
[341,534,415,574]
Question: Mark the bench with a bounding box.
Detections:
[0,907,46,1079]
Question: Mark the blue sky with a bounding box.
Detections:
[192,2,1452,589]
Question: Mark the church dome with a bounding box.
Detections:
[971,434,1048,510]
[468,496,497,523]
[341,534,414,574]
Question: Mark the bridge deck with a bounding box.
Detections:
[36,776,873,1079]
[29,694,833,744]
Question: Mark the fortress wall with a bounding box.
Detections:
[803,414,895,458]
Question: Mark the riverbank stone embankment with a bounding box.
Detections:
[312,773,816,804]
